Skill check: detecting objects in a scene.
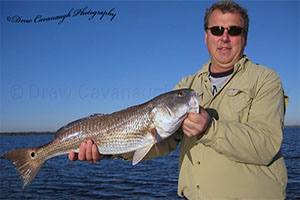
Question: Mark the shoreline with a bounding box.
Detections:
[0,131,54,136]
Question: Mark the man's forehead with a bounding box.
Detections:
[208,9,244,26]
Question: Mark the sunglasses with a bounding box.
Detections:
[206,26,244,36]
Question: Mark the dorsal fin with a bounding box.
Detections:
[55,113,105,138]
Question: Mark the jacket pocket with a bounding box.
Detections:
[223,88,254,122]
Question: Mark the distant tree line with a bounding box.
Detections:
[0,131,55,136]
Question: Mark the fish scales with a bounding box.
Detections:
[63,103,153,154]
[44,103,154,159]
[96,106,154,154]
[1,89,199,188]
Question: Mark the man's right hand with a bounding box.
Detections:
[68,139,104,163]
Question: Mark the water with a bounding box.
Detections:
[281,127,300,199]
[0,128,299,199]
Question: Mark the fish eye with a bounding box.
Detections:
[177,91,184,97]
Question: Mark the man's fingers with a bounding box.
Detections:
[183,116,197,129]
[182,115,201,135]
[68,151,78,161]
[187,112,202,123]
[85,140,94,163]
[182,111,211,137]
[182,122,199,137]
[70,140,103,163]
[78,142,87,161]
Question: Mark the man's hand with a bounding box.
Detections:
[68,139,104,163]
[182,107,211,137]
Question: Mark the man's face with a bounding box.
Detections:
[205,9,247,73]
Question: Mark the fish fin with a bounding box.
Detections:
[132,144,153,165]
[1,147,45,189]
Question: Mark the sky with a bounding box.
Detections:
[0,0,299,132]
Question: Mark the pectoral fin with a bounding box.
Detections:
[132,144,153,165]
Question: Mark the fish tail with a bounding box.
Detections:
[1,147,45,189]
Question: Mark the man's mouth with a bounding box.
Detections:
[218,47,231,53]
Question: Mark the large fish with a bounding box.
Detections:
[1,89,199,188]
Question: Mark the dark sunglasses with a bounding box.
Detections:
[206,26,244,36]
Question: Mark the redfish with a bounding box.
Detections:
[1,89,199,188]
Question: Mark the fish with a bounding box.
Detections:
[1,88,199,188]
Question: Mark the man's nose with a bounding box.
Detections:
[221,29,230,42]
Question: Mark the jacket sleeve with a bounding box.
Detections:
[199,70,288,166]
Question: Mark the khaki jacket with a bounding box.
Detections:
[114,56,289,199]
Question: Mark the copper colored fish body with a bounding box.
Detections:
[1,89,199,188]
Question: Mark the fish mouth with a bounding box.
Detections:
[189,92,200,113]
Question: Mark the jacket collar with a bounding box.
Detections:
[197,55,250,77]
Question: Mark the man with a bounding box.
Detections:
[69,1,289,199]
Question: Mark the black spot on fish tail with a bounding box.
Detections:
[1,147,45,189]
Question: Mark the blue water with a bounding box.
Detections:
[0,128,299,199]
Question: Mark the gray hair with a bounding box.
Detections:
[204,0,249,40]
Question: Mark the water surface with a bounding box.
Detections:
[0,128,299,199]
